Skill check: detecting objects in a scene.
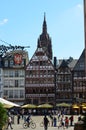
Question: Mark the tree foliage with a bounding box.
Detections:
[0,103,7,130]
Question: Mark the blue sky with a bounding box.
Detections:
[0,0,84,60]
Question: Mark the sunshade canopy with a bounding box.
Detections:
[82,106,86,109]
[72,104,80,109]
[56,102,71,107]
[21,104,37,108]
[3,104,13,109]
[37,103,53,108]
[0,98,20,107]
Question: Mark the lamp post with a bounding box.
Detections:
[54,57,57,107]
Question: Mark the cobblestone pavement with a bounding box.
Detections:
[7,115,79,130]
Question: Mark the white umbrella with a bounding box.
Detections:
[0,98,20,107]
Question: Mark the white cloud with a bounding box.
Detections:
[73,3,83,17]
[0,18,8,25]
[76,3,83,13]
[77,4,83,10]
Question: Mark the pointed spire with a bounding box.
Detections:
[44,12,46,22]
[43,12,47,34]
[37,13,53,60]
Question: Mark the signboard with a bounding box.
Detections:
[14,54,22,64]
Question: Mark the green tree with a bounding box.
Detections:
[0,103,7,130]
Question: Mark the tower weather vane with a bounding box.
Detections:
[0,39,30,56]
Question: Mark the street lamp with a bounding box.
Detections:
[54,57,57,107]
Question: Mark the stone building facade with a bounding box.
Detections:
[2,49,29,105]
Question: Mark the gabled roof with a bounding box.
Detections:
[58,59,68,68]
[73,49,85,71]
[26,46,54,70]
[57,58,77,71]
[68,59,77,70]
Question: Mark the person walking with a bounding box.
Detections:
[53,117,57,127]
[65,116,69,128]
[78,115,82,121]
[69,115,74,126]
[6,115,13,129]
[49,114,53,126]
[17,113,20,124]
[43,115,49,130]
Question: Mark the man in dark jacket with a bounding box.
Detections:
[26,113,31,127]
[43,115,49,130]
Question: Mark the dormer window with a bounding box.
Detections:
[4,60,8,67]
[10,60,14,67]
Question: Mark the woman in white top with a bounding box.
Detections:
[7,116,13,129]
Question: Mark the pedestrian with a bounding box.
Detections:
[17,113,20,124]
[60,115,65,129]
[49,114,53,126]
[78,115,82,121]
[65,116,69,128]
[6,115,13,129]
[57,113,61,121]
[53,117,57,127]
[69,115,73,126]
[21,109,24,119]
[43,115,49,130]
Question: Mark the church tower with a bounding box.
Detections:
[37,13,53,60]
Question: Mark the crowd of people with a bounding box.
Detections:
[6,109,82,130]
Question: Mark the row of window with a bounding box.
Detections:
[4,90,25,98]
[28,65,53,69]
[56,93,72,98]
[57,75,71,82]
[26,88,54,94]
[27,97,54,104]
[74,81,86,87]
[4,70,25,77]
[30,61,50,66]
[26,79,54,84]
[4,59,25,67]
[58,68,71,73]
[4,79,24,87]
[56,83,72,91]
[26,70,54,75]
[74,72,84,77]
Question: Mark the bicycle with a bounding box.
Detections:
[23,119,36,129]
